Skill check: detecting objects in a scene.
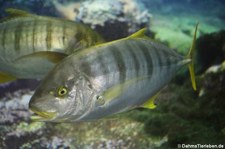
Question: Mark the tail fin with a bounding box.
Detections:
[187,23,199,91]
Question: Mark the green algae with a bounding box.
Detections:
[17,122,45,133]
[151,14,224,54]
[130,71,225,148]
[48,118,154,148]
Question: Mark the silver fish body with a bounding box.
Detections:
[71,38,187,121]
[29,35,192,122]
[0,9,103,81]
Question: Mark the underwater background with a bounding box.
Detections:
[0,0,225,148]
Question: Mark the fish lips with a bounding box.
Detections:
[29,99,57,121]
[29,103,57,121]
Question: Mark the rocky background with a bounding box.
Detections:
[0,0,225,148]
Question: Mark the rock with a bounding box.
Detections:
[0,90,33,124]
[74,0,151,41]
[0,79,39,98]
[199,61,225,97]
[196,30,225,74]
[1,0,151,42]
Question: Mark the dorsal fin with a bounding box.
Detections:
[128,28,148,39]
[90,28,150,50]
[5,8,31,17]
[0,8,32,23]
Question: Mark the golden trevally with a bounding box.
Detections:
[29,24,198,122]
[0,9,103,83]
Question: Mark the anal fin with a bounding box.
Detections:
[142,92,160,109]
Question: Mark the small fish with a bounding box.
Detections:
[0,9,103,83]
[29,24,198,122]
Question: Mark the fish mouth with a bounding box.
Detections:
[30,107,56,121]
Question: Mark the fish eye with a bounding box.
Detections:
[96,95,105,105]
[57,86,68,97]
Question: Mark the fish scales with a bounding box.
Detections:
[75,39,183,120]
[3,22,17,62]
[80,40,159,89]
[1,18,46,60]
[78,42,137,90]
[17,19,42,57]
[79,47,122,89]
[147,42,179,89]
[25,20,34,55]
[0,19,35,61]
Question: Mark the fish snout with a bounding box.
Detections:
[29,103,56,120]
[29,97,57,120]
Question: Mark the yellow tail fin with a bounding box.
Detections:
[187,23,199,91]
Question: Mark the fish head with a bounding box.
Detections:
[29,59,96,122]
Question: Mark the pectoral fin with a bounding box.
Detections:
[141,92,160,109]
[0,71,17,83]
[15,51,67,64]
[102,82,127,104]
[102,77,148,104]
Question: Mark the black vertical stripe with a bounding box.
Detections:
[95,50,108,76]
[46,21,52,50]
[152,45,163,67]
[80,58,92,77]
[80,50,108,78]
[15,22,23,52]
[138,41,153,77]
[32,19,37,52]
[62,21,66,46]
[2,25,6,51]
[126,42,140,77]
[109,45,126,83]
[162,49,170,67]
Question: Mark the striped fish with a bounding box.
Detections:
[29,24,198,122]
[0,9,103,83]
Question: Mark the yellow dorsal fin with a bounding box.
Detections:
[5,8,30,17]
[128,28,148,39]
[88,28,149,51]
[187,22,199,91]
[142,92,159,109]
